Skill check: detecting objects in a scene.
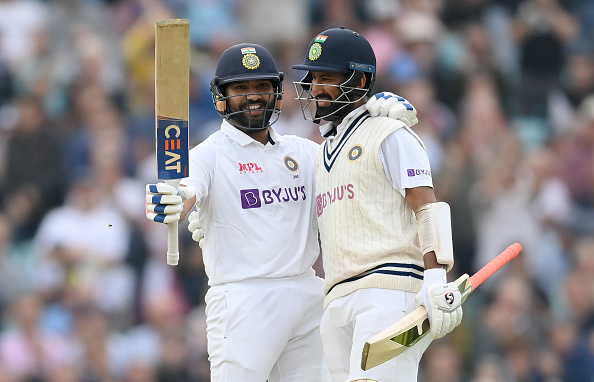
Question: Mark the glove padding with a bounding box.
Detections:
[365,92,419,128]
[187,211,204,248]
[146,183,196,224]
[416,268,463,339]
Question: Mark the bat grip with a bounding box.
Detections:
[165,179,181,266]
[469,243,522,289]
[167,221,179,265]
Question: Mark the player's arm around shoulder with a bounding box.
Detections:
[365,92,418,129]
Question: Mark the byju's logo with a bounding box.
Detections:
[407,168,431,177]
[240,189,262,209]
[240,186,307,209]
[316,184,355,217]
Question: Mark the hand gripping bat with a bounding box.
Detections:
[361,243,523,370]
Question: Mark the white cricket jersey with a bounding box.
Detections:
[181,120,321,286]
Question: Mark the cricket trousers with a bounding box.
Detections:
[205,274,331,382]
[321,288,432,382]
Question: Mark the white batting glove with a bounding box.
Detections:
[187,211,204,248]
[416,268,463,339]
[146,183,196,224]
[365,92,419,128]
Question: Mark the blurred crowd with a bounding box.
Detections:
[0,0,593,381]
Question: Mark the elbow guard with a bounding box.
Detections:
[415,202,454,272]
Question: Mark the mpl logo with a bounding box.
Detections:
[240,186,307,209]
[239,162,263,174]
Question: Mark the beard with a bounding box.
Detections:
[230,100,273,130]
[314,93,353,122]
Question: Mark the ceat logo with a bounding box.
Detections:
[239,162,263,174]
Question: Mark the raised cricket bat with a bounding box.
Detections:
[155,19,190,266]
[361,242,523,370]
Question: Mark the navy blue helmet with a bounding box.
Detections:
[293,27,376,123]
[210,43,284,131]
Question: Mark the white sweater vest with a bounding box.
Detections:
[316,111,425,308]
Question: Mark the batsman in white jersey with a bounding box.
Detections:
[293,27,464,382]
[147,43,327,382]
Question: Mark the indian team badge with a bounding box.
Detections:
[284,155,300,172]
[348,145,364,161]
[241,47,260,70]
[309,43,322,61]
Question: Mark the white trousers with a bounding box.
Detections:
[320,288,432,382]
[205,274,330,382]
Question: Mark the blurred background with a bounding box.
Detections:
[0,0,593,381]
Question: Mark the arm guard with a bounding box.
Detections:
[415,202,454,271]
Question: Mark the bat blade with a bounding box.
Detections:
[155,19,190,266]
[361,274,471,370]
[361,243,522,370]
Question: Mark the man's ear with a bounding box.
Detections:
[359,74,367,89]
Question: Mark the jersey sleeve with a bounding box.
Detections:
[305,138,322,159]
[380,127,433,197]
[181,142,216,206]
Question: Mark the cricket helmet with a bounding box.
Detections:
[293,27,376,123]
[210,43,284,131]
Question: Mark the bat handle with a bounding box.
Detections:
[167,221,179,265]
[165,179,181,266]
[469,243,522,289]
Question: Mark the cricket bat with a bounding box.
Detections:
[155,19,190,266]
[361,242,523,370]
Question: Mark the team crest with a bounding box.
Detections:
[242,53,260,70]
[309,43,322,61]
[348,145,364,161]
[284,156,300,172]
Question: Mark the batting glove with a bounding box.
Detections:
[365,92,419,128]
[416,268,463,339]
[187,211,204,248]
[146,183,196,224]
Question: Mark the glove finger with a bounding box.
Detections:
[192,228,204,243]
[146,211,180,224]
[366,96,383,116]
[430,310,443,339]
[370,92,388,102]
[178,186,196,200]
[146,183,177,195]
[146,203,183,214]
[454,307,463,327]
[198,238,204,249]
[146,194,182,205]
[381,99,405,117]
[442,311,453,336]
[188,218,202,232]
[187,210,198,223]
[385,92,406,102]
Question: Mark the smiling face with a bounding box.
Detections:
[293,69,368,123]
[309,71,347,116]
[224,79,277,129]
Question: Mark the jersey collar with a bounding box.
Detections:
[319,105,367,139]
[221,120,283,146]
